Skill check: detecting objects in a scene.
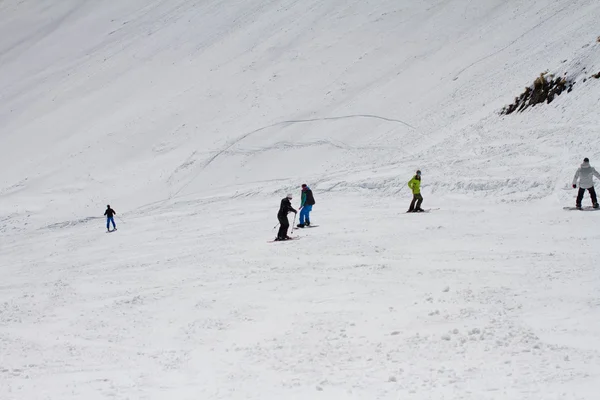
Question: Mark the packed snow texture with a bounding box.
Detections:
[1,0,600,399]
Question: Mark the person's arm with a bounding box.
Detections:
[104,210,107,216]
[572,168,580,188]
[593,168,600,180]
[287,201,297,214]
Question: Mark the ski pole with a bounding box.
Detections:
[291,213,297,234]
[273,222,280,230]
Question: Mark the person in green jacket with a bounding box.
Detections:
[407,170,424,212]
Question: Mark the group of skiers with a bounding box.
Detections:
[273,171,426,240]
[275,184,316,241]
[103,158,600,237]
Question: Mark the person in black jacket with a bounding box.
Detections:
[104,205,117,232]
[276,194,297,240]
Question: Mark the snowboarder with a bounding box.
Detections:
[105,205,117,231]
[297,184,316,228]
[276,194,297,240]
[407,170,424,212]
[572,157,600,209]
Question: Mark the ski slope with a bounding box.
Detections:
[1,0,600,399]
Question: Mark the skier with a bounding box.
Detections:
[407,170,424,212]
[572,157,600,209]
[276,194,297,240]
[297,184,316,228]
[104,205,117,232]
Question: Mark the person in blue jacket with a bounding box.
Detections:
[297,184,316,228]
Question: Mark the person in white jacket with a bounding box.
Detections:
[572,157,600,209]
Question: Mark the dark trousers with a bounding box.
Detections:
[409,193,423,211]
[576,187,598,206]
[106,216,116,230]
[277,215,289,238]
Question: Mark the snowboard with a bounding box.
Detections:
[563,206,600,211]
[296,225,319,228]
[268,236,301,243]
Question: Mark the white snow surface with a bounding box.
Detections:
[1,0,600,399]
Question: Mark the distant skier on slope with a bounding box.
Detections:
[297,184,316,228]
[104,205,117,232]
[572,157,600,209]
[407,170,424,212]
[276,194,297,240]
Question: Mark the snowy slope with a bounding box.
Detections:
[1,0,599,226]
[1,0,600,399]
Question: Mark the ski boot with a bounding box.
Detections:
[594,203,599,209]
[296,224,305,228]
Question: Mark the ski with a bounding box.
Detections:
[563,206,600,211]
[268,237,300,243]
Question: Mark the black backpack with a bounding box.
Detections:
[305,189,316,205]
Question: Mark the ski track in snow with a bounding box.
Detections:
[171,113,416,200]
[1,0,600,399]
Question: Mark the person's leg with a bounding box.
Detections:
[106,218,110,231]
[588,187,598,206]
[576,188,585,207]
[305,205,312,225]
[416,194,424,210]
[299,207,307,226]
[110,217,116,230]
[281,219,290,238]
[277,216,287,238]
[409,195,417,211]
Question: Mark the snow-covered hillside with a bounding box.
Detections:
[1,0,600,399]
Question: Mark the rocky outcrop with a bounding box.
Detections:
[501,72,574,115]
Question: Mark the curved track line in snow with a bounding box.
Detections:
[281,114,417,130]
[200,114,416,172]
[168,113,417,199]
